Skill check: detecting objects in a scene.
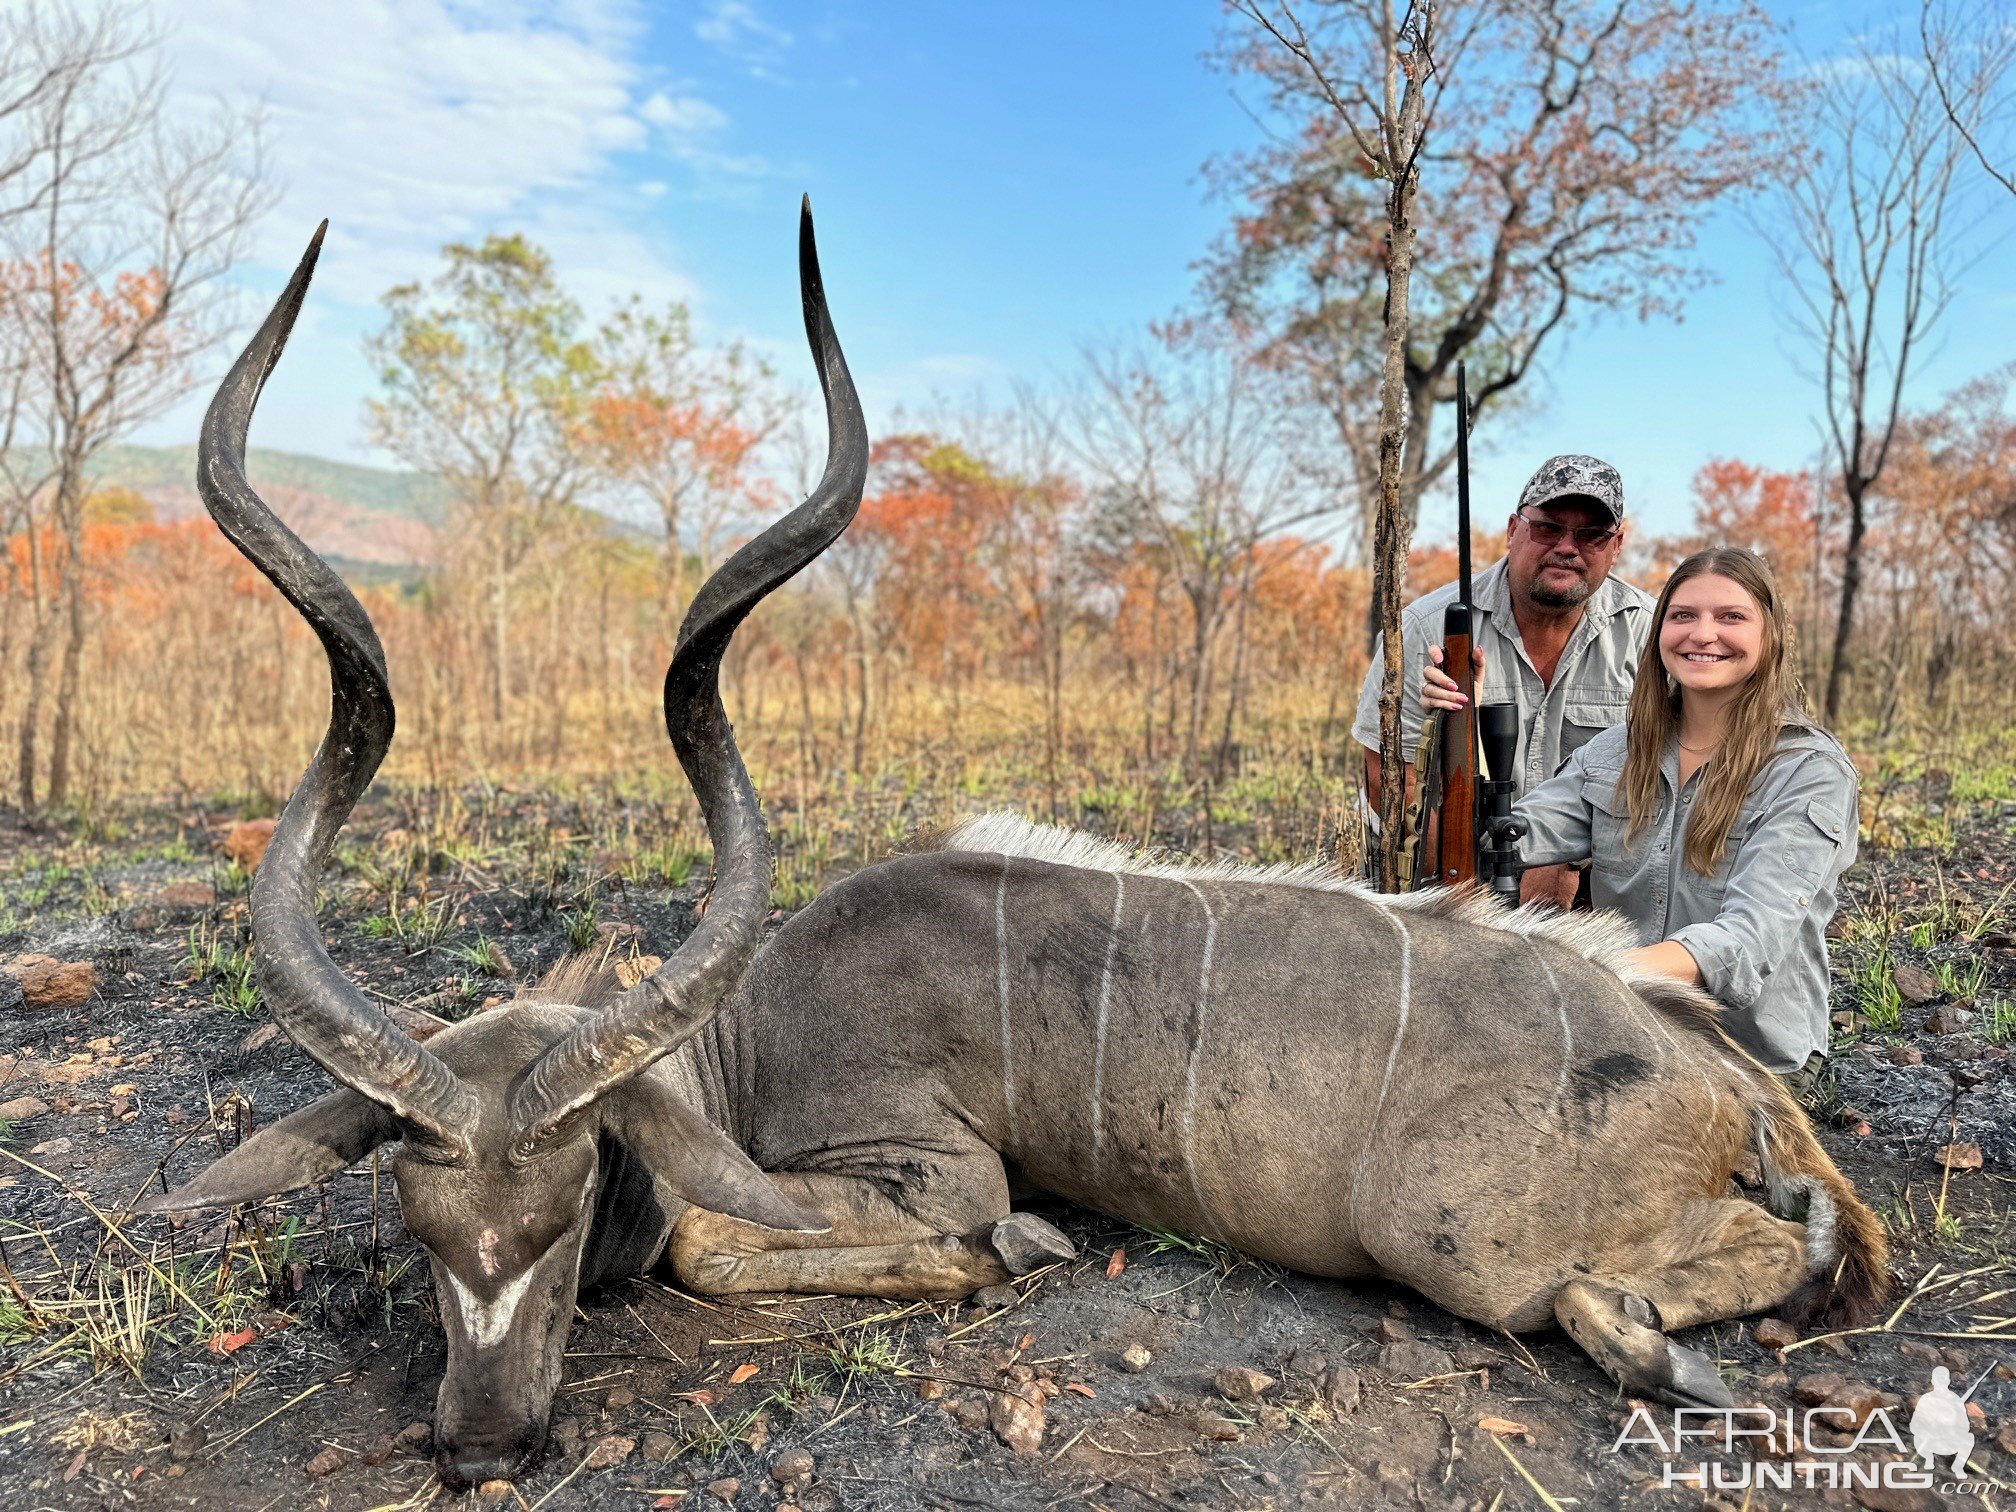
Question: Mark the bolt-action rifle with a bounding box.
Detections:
[1414,364,1525,901]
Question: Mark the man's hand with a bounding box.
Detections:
[1519,862,1580,911]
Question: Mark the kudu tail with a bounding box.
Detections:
[1751,1078,1890,1327]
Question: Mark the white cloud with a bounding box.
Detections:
[640,91,728,134]
[151,0,694,306]
[694,1,792,74]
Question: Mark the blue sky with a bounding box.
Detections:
[142,1,2016,543]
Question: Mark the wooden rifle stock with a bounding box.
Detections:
[1426,363,1479,886]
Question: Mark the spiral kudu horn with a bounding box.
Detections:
[198,223,474,1149]
[510,199,867,1143]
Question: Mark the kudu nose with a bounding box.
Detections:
[436,1430,545,1491]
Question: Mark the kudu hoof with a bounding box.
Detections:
[990,1213,1076,1274]
[1651,1340,1737,1411]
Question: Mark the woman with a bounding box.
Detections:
[1422,547,1857,1078]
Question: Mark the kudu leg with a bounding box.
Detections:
[668,1170,1074,1301]
[1554,1197,1809,1410]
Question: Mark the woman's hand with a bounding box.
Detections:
[1421,644,1486,713]
[1623,942,1704,986]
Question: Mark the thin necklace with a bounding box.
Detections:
[1678,737,1720,754]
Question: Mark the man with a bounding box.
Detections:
[1353,454,1655,908]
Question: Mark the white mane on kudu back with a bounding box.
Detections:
[935,810,1726,1035]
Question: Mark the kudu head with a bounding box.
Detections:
[138,204,867,1488]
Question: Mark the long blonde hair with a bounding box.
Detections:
[1620,548,1811,875]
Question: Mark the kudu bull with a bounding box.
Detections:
[148,209,1888,1490]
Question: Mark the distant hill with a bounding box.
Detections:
[83,443,649,581]
[86,443,449,574]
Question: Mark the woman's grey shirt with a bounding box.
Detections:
[1513,722,1858,1073]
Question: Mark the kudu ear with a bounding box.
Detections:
[610,1078,829,1234]
[135,1090,397,1214]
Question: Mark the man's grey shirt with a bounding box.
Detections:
[1513,723,1859,1073]
[1351,557,1656,796]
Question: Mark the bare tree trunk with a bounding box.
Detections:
[47,546,84,806]
[1824,479,1868,723]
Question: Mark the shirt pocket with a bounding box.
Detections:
[1561,695,1630,764]
[1784,798,1849,887]
[1586,776,1634,876]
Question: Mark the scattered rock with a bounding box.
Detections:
[915,1378,944,1400]
[6,955,98,1010]
[237,1023,279,1054]
[584,1434,634,1470]
[1994,1420,2016,1456]
[951,1398,988,1431]
[770,1448,814,1485]
[1321,1366,1363,1415]
[1193,1413,1243,1442]
[1834,1382,1894,1429]
[1376,1317,1413,1345]
[971,1283,1019,1311]
[1888,1045,1924,1066]
[222,819,277,873]
[706,1476,741,1503]
[1117,1344,1152,1373]
[1792,1372,1847,1406]
[167,1424,206,1462]
[0,1096,50,1123]
[1380,1340,1458,1380]
[605,1385,634,1410]
[160,881,217,909]
[1213,1365,1274,1401]
[391,1421,431,1457]
[640,1431,677,1463]
[303,1446,348,1478]
[1753,1319,1799,1351]
[1935,1142,1984,1172]
[475,1482,513,1506]
[360,1433,395,1466]
[1892,964,1940,1005]
[1924,1006,1973,1035]
[990,1386,1047,1453]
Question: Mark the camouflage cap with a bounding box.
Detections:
[1517,454,1624,523]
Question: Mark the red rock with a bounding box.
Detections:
[1753,1318,1798,1350]
[990,1387,1046,1452]
[222,819,277,873]
[7,955,98,1010]
[1924,1007,1973,1034]
[0,1096,49,1122]
[583,1434,634,1469]
[1935,1143,1984,1172]
[706,1478,740,1503]
[158,882,216,908]
[303,1446,347,1477]
[1793,1371,1847,1406]
[1214,1365,1275,1401]
[769,1448,814,1485]
[1892,964,1940,1005]
[1888,1045,1924,1066]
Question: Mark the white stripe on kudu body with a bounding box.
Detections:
[1349,900,1411,1234]
[1174,879,1223,1240]
[1526,939,1573,1120]
[1090,872,1125,1176]
[995,857,1020,1146]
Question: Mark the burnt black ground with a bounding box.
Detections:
[1,790,2012,1510]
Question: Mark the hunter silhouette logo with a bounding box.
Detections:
[1611,1361,1999,1493]
[1908,1365,1978,1475]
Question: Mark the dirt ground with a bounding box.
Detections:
[1,787,2012,1511]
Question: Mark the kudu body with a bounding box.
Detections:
[147,209,1887,1490]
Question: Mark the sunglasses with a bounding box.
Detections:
[1517,507,1620,552]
